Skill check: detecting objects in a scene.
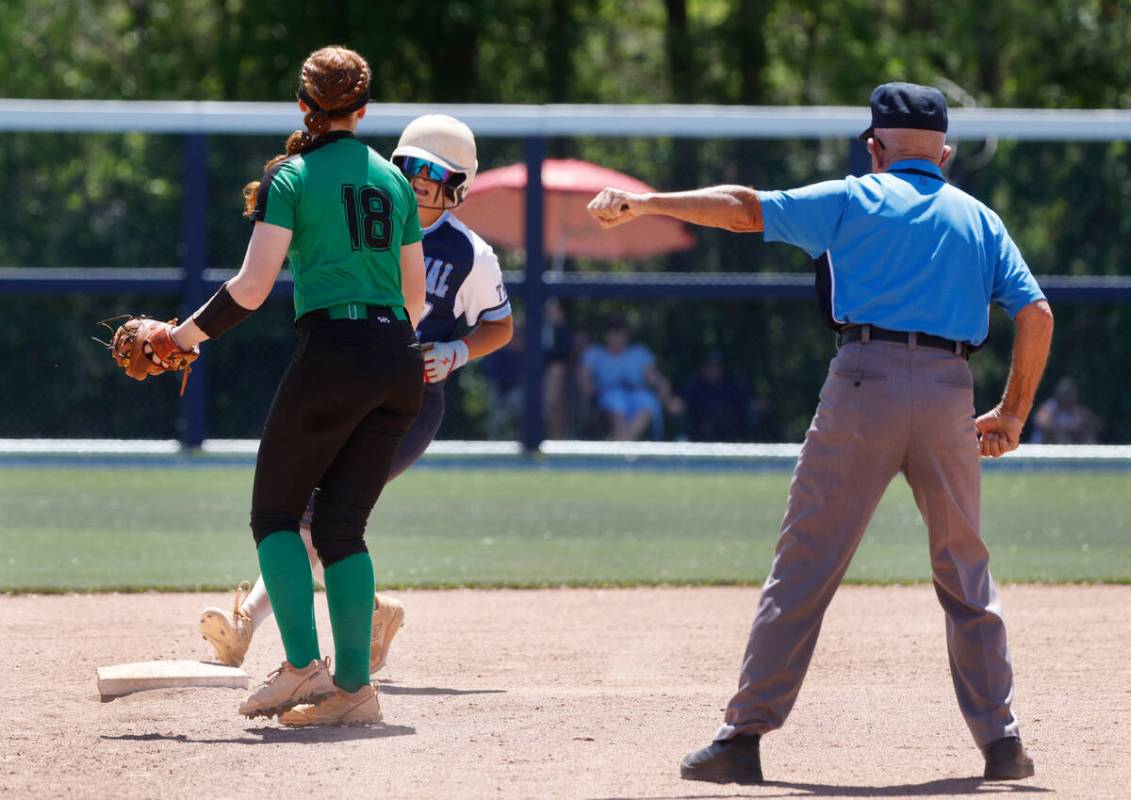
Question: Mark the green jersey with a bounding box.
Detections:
[250,131,423,319]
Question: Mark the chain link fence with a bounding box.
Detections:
[2,128,1130,443]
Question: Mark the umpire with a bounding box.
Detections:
[587,82,1054,784]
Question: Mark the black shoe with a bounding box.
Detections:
[680,734,763,784]
[982,736,1035,780]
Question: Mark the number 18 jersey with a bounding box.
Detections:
[251,131,423,320]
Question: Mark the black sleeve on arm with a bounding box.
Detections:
[193,282,253,339]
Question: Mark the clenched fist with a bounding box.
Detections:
[586,187,648,229]
[975,404,1025,458]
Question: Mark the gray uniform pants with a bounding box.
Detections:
[715,340,1020,748]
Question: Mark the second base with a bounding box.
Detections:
[97,659,249,699]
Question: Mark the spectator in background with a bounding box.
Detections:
[578,315,683,440]
[681,350,752,442]
[542,298,575,440]
[483,325,524,440]
[1032,376,1100,444]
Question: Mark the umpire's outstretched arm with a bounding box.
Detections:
[587,185,763,233]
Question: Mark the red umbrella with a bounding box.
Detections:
[453,158,695,261]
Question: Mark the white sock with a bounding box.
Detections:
[240,576,273,633]
[240,525,326,633]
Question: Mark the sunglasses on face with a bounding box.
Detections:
[394,155,466,188]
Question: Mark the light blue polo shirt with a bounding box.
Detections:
[757,159,1045,345]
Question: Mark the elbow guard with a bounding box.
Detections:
[192,282,253,340]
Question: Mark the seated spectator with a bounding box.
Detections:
[680,350,752,441]
[1032,376,1100,444]
[578,315,683,441]
[483,327,524,440]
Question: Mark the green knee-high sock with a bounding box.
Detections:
[323,553,375,693]
[257,531,320,669]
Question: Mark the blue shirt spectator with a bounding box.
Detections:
[582,343,656,395]
[578,319,681,440]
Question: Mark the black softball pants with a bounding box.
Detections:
[250,311,423,568]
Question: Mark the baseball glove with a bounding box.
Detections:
[98,315,199,396]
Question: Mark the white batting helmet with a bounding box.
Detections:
[392,114,478,207]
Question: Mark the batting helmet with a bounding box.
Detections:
[392,114,478,208]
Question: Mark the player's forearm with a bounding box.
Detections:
[172,282,257,349]
[400,242,426,328]
[171,318,209,349]
[999,300,1054,421]
[463,316,513,360]
[639,186,763,233]
[172,271,265,350]
[403,288,424,330]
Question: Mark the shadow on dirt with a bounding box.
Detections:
[592,777,1054,798]
[101,724,415,745]
[378,682,506,697]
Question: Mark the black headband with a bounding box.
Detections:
[297,85,370,116]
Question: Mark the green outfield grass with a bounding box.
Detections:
[1,464,1129,591]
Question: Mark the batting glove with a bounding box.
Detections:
[422,339,470,383]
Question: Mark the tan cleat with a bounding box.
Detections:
[370,594,405,674]
[199,581,253,667]
[279,683,382,727]
[238,658,335,719]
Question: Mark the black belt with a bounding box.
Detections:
[837,325,973,359]
[297,304,407,329]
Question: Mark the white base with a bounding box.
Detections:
[97,659,248,699]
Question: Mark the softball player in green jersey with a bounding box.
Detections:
[168,45,426,726]
[198,115,514,680]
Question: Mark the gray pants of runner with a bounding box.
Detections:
[715,340,1020,748]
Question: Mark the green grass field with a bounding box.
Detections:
[1,464,1129,591]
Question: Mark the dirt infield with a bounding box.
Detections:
[2,586,1128,799]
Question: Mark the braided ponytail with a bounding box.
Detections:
[243,46,372,218]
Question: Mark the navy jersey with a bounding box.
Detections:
[418,211,511,344]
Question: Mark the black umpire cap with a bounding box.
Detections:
[859,82,948,142]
